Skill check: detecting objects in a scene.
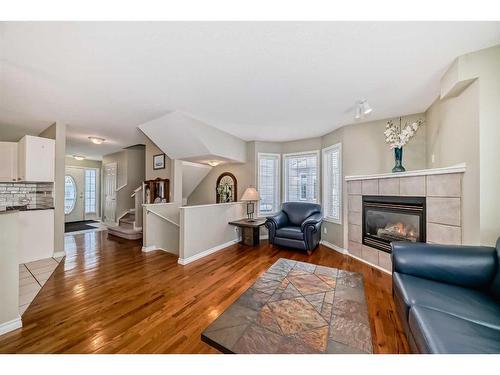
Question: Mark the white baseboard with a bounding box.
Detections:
[141,246,179,258]
[141,245,158,252]
[320,240,348,254]
[0,316,22,336]
[52,251,66,258]
[178,238,240,265]
[320,240,391,275]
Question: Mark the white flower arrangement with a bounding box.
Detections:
[384,117,424,149]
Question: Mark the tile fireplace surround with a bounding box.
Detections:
[344,163,466,273]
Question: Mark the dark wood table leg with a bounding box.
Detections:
[242,227,260,246]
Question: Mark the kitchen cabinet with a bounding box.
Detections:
[17,209,55,264]
[0,142,18,182]
[18,135,55,182]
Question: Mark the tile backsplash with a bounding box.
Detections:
[0,182,54,208]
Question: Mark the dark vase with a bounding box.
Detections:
[392,147,406,172]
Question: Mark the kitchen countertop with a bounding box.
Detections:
[0,209,19,215]
[0,206,54,213]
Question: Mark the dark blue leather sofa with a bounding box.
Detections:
[392,239,500,353]
[265,202,323,254]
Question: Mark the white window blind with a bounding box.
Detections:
[283,152,319,203]
[322,143,342,223]
[258,153,280,215]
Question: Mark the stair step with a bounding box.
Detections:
[107,224,142,240]
[119,221,134,230]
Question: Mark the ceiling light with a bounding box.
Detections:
[88,136,105,145]
[362,100,372,115]
[354,100,372,119]
[73,155,86,161]
[207,160,221,167]
[354,102,362,119]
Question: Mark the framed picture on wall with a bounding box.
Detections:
[153,154,165,170]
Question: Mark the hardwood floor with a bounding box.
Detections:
[0,231,409,353]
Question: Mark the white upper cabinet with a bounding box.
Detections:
[17,135,55,182]
[0,142,18,182]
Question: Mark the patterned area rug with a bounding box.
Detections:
[202,258,373,354]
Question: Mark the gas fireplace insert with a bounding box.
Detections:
[362,195,426,253]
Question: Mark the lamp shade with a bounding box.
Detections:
[241,187,260,201]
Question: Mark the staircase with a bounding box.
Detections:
[107,210,143,240]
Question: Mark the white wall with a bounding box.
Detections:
[38,122,65,256]
[0,211,21,334]
[432,45,500,246]
[179,202,245,264]
[426,81,480,245]
[142,203,180,255]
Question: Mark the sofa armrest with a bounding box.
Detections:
[265,211,288,230]
[301,212,323,231]
[391,242,497,289]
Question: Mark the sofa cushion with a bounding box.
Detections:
[393,272,500,329]
[281,202,321,226]
[409,306,500,353]
[488,237,500,302]
[275,226,304,241]
[392,242,498,289]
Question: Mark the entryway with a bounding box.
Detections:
[64,166,101,224]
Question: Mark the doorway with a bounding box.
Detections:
[103,163,117,224]
[64,166,101,223]
[65,167,84,222]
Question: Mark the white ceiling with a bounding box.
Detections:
[1,22,499,159]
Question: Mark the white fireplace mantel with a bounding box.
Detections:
[345,163,466,181]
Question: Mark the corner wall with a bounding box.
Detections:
[426,45,500,246]
[320,113,427,249]
[38,122,65,256]
[425,81,480,245]
[102,146,145,222]
[145,137,171,181]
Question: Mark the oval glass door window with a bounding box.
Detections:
[64,175,77,214]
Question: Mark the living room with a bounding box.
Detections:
[0,2,499,373]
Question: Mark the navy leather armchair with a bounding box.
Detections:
[392,238,500,354]
[265,202,323,254]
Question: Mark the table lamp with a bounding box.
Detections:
[241,187,260,222]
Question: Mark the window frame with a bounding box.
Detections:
[257,152,281,217]
[64,175,77,215]
[282,150,320,204]
[322,143,342,224]
[84,168,98,214]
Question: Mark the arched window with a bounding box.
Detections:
[64,175,77,214]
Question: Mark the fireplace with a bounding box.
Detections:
[362,195,426,253]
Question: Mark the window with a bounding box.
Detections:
[300,174,307,200]
[64,175,76,214]
[322,143,342,223]
[283,151,319,203]
[85,169,97,214]
[258,153,280,215]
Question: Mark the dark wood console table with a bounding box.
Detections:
[228,218,267,246]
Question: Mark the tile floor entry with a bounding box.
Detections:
[19,256,64,315]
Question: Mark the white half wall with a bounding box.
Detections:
[179,202,245,264]
[142,202,181,255]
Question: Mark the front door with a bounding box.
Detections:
[103,163,117,223]
[65,167,85,222]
